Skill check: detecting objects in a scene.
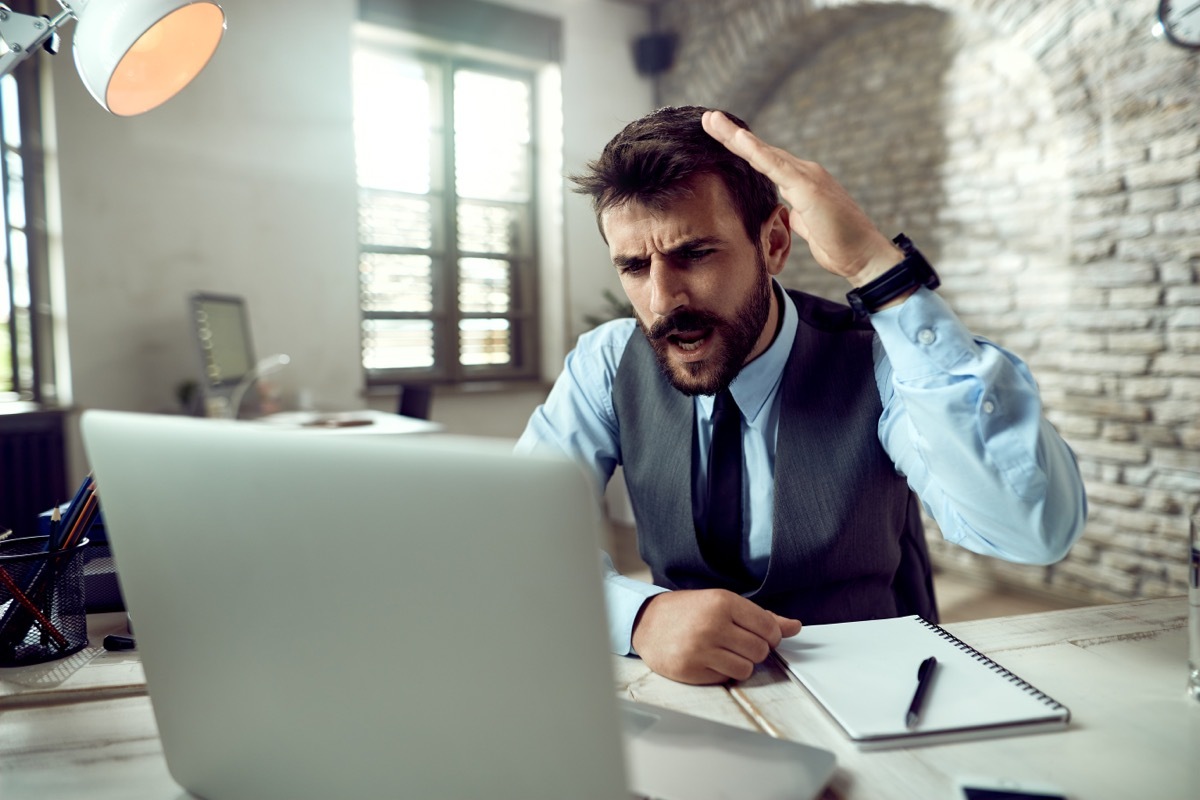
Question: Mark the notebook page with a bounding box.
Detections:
[775,615,1068,742]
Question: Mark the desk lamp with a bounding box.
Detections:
[0,0,225,115]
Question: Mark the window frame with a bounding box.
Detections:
[0,42,54,407]
[355,42,541,387]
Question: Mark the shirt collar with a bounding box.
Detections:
[698,279,797,424]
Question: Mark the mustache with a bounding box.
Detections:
[646,308,726,341]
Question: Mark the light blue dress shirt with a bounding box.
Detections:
[516,284,1087,654]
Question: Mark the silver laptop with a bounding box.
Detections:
[81,410,834,800]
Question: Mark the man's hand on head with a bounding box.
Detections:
[701,109,903,288]
[630,589,802,685]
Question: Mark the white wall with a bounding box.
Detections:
[49,0,653,477]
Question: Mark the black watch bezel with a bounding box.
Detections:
[845,234,940,316]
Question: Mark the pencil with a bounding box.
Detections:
[42,508,63,646]
[0,565,69,649]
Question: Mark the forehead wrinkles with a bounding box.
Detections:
[604,205,700,258]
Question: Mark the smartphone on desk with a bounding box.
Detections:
[959,778,1067,800]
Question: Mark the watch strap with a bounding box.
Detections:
[845,234,939,316]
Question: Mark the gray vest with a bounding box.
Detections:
[611,289,937,624]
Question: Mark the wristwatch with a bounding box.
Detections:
[845,234,939,316]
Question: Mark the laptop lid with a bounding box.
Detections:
[81,411,627,800]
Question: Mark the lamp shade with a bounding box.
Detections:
[70,0,225,116]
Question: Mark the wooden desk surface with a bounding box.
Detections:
[2,598,1196,799]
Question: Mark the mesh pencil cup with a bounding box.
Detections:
[0,535,90,667]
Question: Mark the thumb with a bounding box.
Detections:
[774,614,802,638]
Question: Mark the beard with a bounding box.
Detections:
[637,255,773,397]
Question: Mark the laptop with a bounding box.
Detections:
[81,411,835,800]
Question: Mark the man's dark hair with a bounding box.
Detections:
[570,106,779,244]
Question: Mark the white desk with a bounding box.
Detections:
[1,599,1196,799]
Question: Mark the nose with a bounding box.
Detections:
[648,261,687,319]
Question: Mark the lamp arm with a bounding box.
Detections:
[0,5,74,78]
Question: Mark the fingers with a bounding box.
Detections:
[775,614,803,639]
[729,596,801,647]
[631,589,803,685]
[701,109,807,190]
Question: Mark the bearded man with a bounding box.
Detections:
[516,106,1086,685]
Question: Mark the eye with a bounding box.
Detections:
[682,248,715,262]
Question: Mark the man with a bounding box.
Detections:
[516,106,1086,685]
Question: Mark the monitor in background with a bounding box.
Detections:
[188,292,258,417]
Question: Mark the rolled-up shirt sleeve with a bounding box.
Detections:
[870,288,1087,564]
[515,319,667,654]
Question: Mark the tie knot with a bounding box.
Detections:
[713,389,740,420]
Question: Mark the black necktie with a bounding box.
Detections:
[701,389,745,578]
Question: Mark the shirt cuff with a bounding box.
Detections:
[605,574,669,656]
[869,287,981,379]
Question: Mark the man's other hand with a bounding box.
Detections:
[631,589,802,685]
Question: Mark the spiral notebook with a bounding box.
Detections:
[775,615,1070,750]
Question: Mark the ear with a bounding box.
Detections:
[760,204,791,276]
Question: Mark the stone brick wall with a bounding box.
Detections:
[653,0,1199,604]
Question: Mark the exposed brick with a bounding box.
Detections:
[1150,400,1200,425]
[1180,426,1200,449]
[1067,310,1153,333]
[1106,331,1165,353]
[1125,159,1200,189]
[1128,187,1178,213]
[1154,210,1200,236]
[1166,331,1200,353]
[1150,133,1200,161]
[1070,438,1149,463]
[1153,354,1200,376]
[1108,287,1163,308]
[1101,422,1136,442]
[1140,425,1180,447]
[1084,481,1143,508]
[1180,181,1200,209]
[1161,263,1196,285]
[1166,286,1200,305]
[1144,489,1184,515]
[1059,395,1149,421]
[1167,377,1200,400]
[1168,307,1200,328]
[1075,261,1157,288]
[1151,447,1200,471]
[1120,377,1173,400]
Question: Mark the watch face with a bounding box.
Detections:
[1158,0,1200,49]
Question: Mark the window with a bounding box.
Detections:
[0,46,53,406]
[352,43,539,385]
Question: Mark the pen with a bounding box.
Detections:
[905,655,937,729]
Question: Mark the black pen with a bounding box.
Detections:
[905,656,937,729]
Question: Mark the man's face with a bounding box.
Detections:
[602,174,783,396]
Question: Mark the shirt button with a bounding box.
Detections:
[982,400,996,414]
[917,328,936,345]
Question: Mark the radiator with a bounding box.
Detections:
[0,410,68,539]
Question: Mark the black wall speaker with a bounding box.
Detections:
[633,32,677,76]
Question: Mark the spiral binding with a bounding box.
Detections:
[915,617,1070,714]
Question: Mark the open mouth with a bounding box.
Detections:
[669,327,713,353]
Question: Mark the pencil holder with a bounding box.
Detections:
[0,535,90,667]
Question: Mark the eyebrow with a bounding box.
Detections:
[612,236,725,270]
